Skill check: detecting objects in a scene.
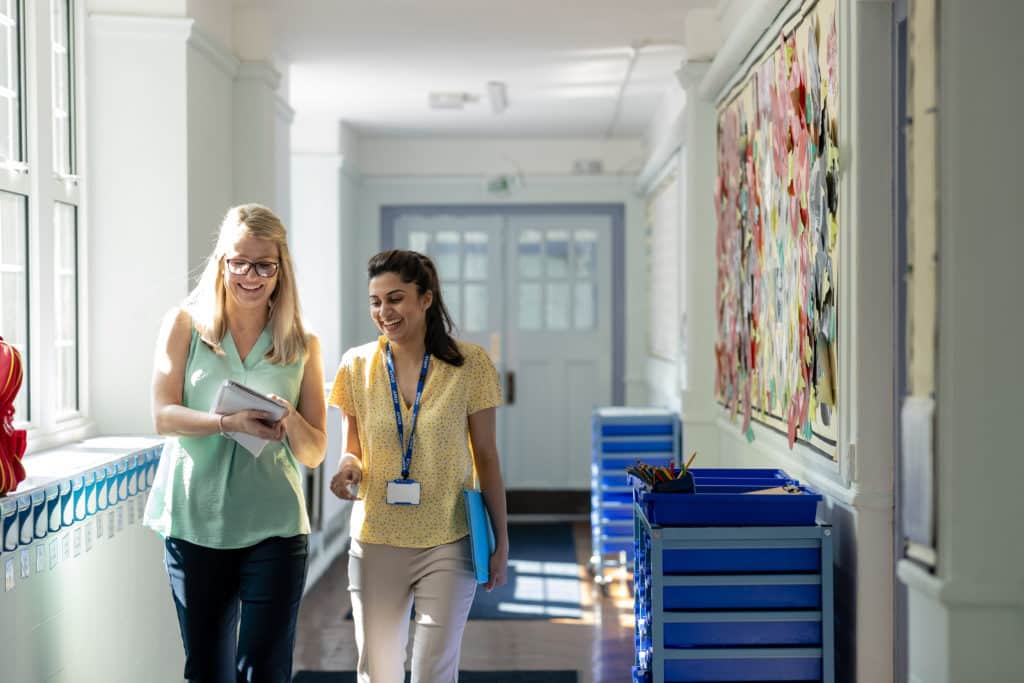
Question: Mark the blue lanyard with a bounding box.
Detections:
[384,343,430,480]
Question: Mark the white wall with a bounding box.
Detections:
[88,15,192,436]
[347,136,649,404]
[644,1,897,681]
[187,30,236,282]
[0,507,184,682]
[898,2,1024,681]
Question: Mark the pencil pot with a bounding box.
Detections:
[652,471,695,494]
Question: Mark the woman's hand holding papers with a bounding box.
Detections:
[223,409,286,442]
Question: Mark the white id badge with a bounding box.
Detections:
[386,479,421,505]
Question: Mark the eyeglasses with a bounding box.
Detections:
[225,258,279,278]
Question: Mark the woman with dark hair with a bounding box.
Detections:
[328,249,509,683]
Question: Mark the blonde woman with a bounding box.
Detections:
[144,204,327,683]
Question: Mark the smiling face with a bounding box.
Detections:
[368,271,433,346]
[222,234,280,313]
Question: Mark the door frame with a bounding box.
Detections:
[380,203,626,405]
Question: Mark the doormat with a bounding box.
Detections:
[345,523,582,621]
[293,671,578,683]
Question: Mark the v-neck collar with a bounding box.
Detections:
[224,327,272,371]
[379,336,433,413]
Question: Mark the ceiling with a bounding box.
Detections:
[252,0,719,139]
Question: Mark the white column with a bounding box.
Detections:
[675,61,720,465]
[87,16,192,436]
[900,2,1024,682]
[232,61,292,218]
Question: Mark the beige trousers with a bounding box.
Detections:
[348,537,477,683]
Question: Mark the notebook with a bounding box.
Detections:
[463,488,495,584]
[210,379,288,457]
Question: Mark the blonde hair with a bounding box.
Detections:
[185,204,307,365]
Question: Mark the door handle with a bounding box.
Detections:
[505,370,516,405]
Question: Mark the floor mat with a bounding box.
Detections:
[293,671,578,683]
[344,523,583,621]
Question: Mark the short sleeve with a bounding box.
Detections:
[328,352,353,414]
[465,344,503,415]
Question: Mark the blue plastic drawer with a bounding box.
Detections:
[601,487,633,504]
[663,546,821,574]
[601,536,634,556]
[662,649,822,682]
[638,487,821,526]
[604,423,674,436]
[662,575,822,610]
[602,439,675,453]
[601,505,634,522]
[663,611,822,648]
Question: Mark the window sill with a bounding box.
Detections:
[1,436,164,552]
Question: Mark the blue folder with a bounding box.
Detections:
[463,489,495,584]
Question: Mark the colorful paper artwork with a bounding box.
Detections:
[714,0,839,458]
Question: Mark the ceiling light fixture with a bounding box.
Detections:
[486,81,508,114]
[428,91,479,110]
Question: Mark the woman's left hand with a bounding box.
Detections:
[484,544,509,592]
[266,393,294,441]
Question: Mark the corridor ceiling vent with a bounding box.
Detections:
[427,91,479,110]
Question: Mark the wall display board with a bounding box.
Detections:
[713,0,840,457]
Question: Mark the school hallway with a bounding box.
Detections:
[0,1,1022,682]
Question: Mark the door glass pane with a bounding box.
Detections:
[545,283,570,330]
[464,231,488,279]
[408,231,430,254]
[463,283,487,333]
[574,229,598,278]
[443,284,461,331]
[0,196,28,413]
[517,230,542,278]
[545,230,570,278]
[50,0,73,174]
[574,282,596,330]
[433,231,460,280]
[0,0,22,163]
[54,202,78,414]
[518,283,542,330]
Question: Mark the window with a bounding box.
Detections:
[0,0,85,450]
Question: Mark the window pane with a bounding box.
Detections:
[51,0,73,174]
[545,283,570,330]
[574,229,598,277]
[0,191,27,421]
[545,230,570,278]
[408,230,430,255]
[433,231,460,281]
[574,282,596,330]
[442,284,460,331]
[463,283,487,333]
[464,231,488,279]
[518,283,542,330]
[517,230,542,278]
[0,1,22,163]
[54,202,78,414]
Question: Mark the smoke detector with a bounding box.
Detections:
[428,91,479,110]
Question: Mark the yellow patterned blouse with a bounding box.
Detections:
[329,336,503,548]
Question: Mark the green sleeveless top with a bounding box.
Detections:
[143,325,310,548]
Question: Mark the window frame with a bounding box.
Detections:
[1,0,89,454]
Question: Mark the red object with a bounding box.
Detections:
[0,336,27,495]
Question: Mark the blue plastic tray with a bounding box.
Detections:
[637,485,821,526]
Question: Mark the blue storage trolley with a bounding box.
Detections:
[590,407,680,584]
[632,475,834,683]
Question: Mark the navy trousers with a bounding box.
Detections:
[164,534,309,683]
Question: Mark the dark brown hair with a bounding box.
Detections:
[367,250,465,367]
